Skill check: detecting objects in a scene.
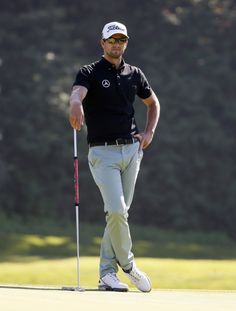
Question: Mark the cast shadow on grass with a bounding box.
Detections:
[1,229,236,262]
[0,285,141,293]
[0,285,98,292]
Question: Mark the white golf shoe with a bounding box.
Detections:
[98,273,129,292]
[124,263,152,292]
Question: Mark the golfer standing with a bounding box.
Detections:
[69,21,160,292]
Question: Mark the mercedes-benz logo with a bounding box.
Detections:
[102,79,110,88]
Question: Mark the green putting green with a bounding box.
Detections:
[0,287,236,311]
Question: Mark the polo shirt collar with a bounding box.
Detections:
[101,56,126,70]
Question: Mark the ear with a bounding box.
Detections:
[123,40,128,51]
[100,39,105,49]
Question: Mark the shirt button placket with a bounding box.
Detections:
[117,74,120,86]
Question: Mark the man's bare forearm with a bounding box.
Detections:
[69,86,88,130]
[70,86,84,106]
[136,92,160,149]
[145,97,160,136]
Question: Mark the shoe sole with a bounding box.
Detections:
[98,284,128,292]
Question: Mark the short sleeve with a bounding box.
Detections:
[73,65,93,90]
[136,69,152,99]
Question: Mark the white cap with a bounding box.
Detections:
[102,21,129,39]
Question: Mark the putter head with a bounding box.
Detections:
[62,286,85,292]
[74,286,86,292]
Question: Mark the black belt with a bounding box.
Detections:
[89,137,139,147]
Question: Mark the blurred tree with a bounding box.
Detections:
[0,0,235,235]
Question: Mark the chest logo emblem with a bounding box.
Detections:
[102,79,110,88]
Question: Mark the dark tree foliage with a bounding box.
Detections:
[0,0,235,236]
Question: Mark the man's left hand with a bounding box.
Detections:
[134,131,154,150]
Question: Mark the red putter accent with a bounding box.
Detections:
[74,157,79,205]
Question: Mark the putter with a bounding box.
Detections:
[62,129,85,292]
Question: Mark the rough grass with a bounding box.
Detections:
[1,222,236,259]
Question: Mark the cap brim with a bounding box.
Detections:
[103,30,129,39]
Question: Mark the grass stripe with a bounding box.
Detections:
[1,257,236,290]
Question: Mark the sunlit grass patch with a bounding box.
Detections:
[0,257,236,290]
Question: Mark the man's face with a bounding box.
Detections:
[101,33,128,59]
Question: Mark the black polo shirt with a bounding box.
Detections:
[73,57,152,143]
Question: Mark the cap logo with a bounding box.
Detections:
[107,25,125,33]
[102,79,110,88]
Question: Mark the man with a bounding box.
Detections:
[69,21,160,292]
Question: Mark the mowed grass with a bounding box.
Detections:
[0,222,236,290]
[1,257,236,290]
[1,223,236,259]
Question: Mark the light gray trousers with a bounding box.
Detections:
[88,141,143,277]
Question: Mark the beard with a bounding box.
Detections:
[107,49,123,59]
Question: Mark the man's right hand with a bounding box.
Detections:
[69,85,88,130]
[69,102,84,130]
